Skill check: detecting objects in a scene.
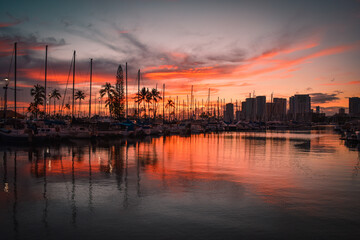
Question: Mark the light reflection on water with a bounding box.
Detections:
[0,129,359,240]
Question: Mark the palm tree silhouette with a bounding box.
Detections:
[151,88,162,119]
[64,103,70,116]
[145,90,153,119]
[30,84,45,118]
[165,99,175,121]
[50,89,61,116]
[135,87,149,119]
[75,90,86,118]
[100,83,116,116]
[30,84,45,105]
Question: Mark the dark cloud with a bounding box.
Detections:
[310,92,340,104]
[205,48,247,63]
[0,27,66,54]
[60,19,73,27]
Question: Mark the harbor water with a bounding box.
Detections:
[1,129,359,239]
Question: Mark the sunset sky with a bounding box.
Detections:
[0,0,360,115]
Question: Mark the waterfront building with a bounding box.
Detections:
[224,103,234,123]
[245,98,256,121]
[241,101,247,120]
[289,94,311,122]
[272,98,287,121]
[266,103,274,121]
[235,110,241,122]
[349,97,360,117]
[256,96,266,121]
[339,108,345,116]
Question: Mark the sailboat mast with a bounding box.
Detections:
[207,88,210,115]
[190,85,193,120]
[44,45,48,116]
[89,58,92,118]
[162,84,165,123]
[126,62,128,119]
[176,96,178,120]
[72,51,76,118]
[183,99,185,120]
[137,69,140,119]
[14,42,17,118]
[187,95,189,120]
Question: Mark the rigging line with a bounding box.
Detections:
[47,51,59,84]
[74,62,90,93]
[7,47,15,79]
[61,55,74,113]
[47,57,57,90]
[84,62,90,94]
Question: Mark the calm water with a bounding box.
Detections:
[1,129,359,240]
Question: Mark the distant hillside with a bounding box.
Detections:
[0,110,25,119]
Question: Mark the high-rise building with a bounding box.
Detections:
[224,103,234,123]
[339,108,345,116]
[245,98,256,121]
[289,96,295,115]
[273,98,287,121]
[241,101,247,120]
[289,94,311,122]
[266,102,274,121]
[256,96,266,121]
[349,97,360,117]
[235,110,241,122]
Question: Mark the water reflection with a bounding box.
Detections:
[13,152,18,234]
[0,130,359,239]
[88,146,93,212]
[42,150,48,230]
[3,152,8,193]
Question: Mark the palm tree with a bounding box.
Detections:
[135,87,149,118]
[29,84,45,118]
[49,89,61,116]
[100,83,116,116]
[165,99,175,121]
[145,90,153,119]
[75,90,86,118]
[100,83,116,98]
[30,84,45,106]
[64,103,70,116]
[151,88,162,119]
[28,102,39,117]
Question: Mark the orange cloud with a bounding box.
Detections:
[144,66,220,80]
[0,40,16,57]
[235,41,360,79]
[249,40,320,62]
[0,21,21,28]
[0,41,50,57]
[20,68,116,85]
[143,40,358,84]
[170,52,188,59]
[321,80,360,86]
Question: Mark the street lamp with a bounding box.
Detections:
[3,78,9,120]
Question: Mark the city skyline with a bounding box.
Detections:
[1,0,360,115]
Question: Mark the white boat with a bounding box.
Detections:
[0,128,46,143]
